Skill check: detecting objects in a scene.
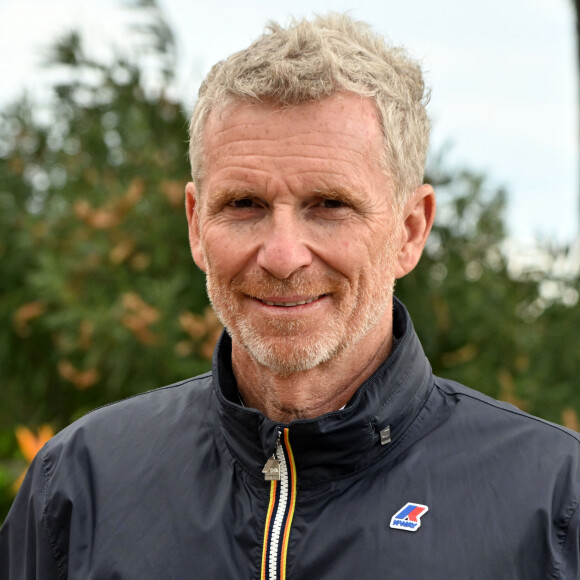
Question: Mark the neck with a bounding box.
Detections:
[232,323,394,423]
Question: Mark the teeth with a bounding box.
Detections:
[262,297,319,307]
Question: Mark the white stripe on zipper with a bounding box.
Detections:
[268,441,289,580]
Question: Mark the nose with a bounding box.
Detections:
[256,209,313,279]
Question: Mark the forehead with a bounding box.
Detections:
[200,94,386,191]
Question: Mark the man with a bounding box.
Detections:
[1,13,579,579]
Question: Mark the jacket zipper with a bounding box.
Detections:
[261,428,297,580]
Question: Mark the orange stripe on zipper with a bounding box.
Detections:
[261,480,278,580]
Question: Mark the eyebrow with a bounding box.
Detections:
[310,187,362,205]
[204,187,256,209]
[205,185,365,211]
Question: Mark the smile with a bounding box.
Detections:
[260,296,322,307]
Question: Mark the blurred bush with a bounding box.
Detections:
[0,1,214,521]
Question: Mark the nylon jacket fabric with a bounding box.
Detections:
[1,299,580,579]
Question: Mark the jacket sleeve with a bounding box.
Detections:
[0,449,63,579]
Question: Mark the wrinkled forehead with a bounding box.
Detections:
[201,94,385,172]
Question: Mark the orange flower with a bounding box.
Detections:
[13,425,55,492]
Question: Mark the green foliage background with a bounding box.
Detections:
[1,1,579,523]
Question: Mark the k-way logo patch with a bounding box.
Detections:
[389,502,429,532]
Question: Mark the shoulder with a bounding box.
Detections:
[434,376,580,446]
[431,378,580,577]
[4,373,219,579]
[430,377,580,493]
[43,372,217,467]
[71,371,212,423]
[38,371,220,513]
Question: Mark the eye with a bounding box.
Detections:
[229,198,256,208]
[307,195,353,221]
[319,198,346,209]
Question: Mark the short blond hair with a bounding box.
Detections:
[189,13,430,205]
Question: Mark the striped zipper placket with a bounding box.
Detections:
[261,428,297,580]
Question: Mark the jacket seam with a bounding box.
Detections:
[40,446,67,580]
[82,372,212,418]
[435,381,580,445]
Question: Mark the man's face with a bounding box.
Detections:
[188,94,410,374]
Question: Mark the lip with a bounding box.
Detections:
[251,294,328,309]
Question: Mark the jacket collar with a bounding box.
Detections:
[212,298,433,483]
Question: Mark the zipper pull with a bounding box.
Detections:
[262,431,281,481]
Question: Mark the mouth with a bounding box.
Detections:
[257,295,325,307]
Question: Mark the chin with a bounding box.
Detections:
[249,347,332,375]
[233,322,349,375]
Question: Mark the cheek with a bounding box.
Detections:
[334,240,357,272]
[202,227,257,277]
[338,237,351,252]
[316,234,372,275]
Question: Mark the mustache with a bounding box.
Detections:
[231,270,346,298]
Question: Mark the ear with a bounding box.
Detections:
[185,182,207,272]
[395,184,436,279]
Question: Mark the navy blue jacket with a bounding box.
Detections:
[2,300,580,578]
